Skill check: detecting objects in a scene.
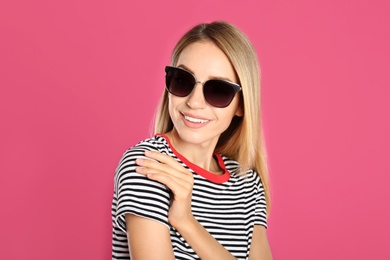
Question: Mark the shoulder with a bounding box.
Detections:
[221,155,264,187]
[126,135,170,155]
[114,135,171,188]
[112,136,172,232]
[221,155,258,179]
[221,155,240,174]
[118,136,170,164]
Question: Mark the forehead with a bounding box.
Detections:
[176,41,237,82]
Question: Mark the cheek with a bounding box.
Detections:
[167,95,182,119]
[168,94,176,109]
[215,108,237,126]
[167,95,174,117]
[168,93,180,106]
[219,99,242,120]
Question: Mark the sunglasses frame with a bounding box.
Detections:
[165,66,242,108]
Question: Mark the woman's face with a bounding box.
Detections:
[168,40,243,149]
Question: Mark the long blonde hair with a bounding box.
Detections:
[154,21,270,211]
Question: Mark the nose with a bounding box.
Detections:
[186,81,207,109]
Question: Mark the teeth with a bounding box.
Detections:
[184,115,209,123]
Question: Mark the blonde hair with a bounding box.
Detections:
[154,21,270,211]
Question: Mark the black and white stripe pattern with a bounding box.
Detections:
[112,135,267,260]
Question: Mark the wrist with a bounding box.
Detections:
[171,215,198,235]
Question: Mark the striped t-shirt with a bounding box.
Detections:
[112,135,267,259]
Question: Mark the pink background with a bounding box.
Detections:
[1,0,389,259]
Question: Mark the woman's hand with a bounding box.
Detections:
[135,150,195,228]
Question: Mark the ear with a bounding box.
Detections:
[235,105,244,117]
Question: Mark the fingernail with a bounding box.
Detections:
[136,158,143,163]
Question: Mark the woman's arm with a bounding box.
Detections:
[248,225,273,260]
[125,214,175,260]
[172,215,237,260]
[126,213,236,260]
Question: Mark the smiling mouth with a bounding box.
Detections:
[184,115,209,123]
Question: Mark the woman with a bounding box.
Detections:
[112,21,272,259]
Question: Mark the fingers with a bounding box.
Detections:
[134,150,194,196]
[136,151,190,178]
[135,159,192,201]
[135,157,187,179]
[143,150,186,172]
[135,159,191,185]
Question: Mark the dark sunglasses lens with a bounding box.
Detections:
[166,68,195,97]
[204,81,236,108]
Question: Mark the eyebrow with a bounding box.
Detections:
[177,64,237,83]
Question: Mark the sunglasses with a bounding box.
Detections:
[165,66,241,108]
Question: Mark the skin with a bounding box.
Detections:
[126,41,272,259]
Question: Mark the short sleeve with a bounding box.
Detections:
[254,174,268,228]
[113,146,171,233]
